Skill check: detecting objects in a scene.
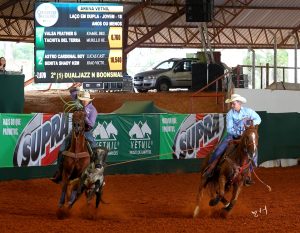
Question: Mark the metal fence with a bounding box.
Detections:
[237,64,300,89]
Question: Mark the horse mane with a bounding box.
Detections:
[72,110,86,122]
[69,110,87,154]
[227,125,258,161]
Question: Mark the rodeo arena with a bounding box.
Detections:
[1,0,300,232]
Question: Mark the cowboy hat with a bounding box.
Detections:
[78,91,94,102]
[225,94,247,104]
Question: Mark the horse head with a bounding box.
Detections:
[72,110,86,136]
[241,124,259,160]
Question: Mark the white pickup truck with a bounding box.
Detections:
[133,58,199,92]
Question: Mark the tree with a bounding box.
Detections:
[13,43,34,60]
[242,49,288,87]
[243,49,288,67]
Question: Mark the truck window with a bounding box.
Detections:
[155,60,176,70]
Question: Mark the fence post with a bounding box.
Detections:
[237,65,240,88]
[260,66,263,89]
[266,63,269,87]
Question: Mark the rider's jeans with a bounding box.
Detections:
[209,134,234,164]
[209,134,258,168]
[84,130,97,148]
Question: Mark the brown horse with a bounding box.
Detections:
[58,110,90,208]
[193,124,259,218]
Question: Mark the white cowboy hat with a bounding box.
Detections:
[225,94,247,104]
[77,91,94,102]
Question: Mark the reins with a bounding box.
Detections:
[228,128,272,192]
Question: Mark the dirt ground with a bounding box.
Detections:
[0,166,299,233]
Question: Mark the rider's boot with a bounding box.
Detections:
[50,152,63,184]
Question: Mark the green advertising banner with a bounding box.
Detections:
[0,113,71,168]
[0,114,33,167]
[0,113,161,168]
[5,111,299,169]
[0,113,225,168]
[160,114,189,159]
[94,114,160,162]
[160,113,226,160]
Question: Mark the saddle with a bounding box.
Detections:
[203,141,239,179]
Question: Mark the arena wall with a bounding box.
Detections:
[1,111,299,180]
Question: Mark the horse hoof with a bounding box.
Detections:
[193,206,200,218]
[223,203,233,212]
[209,197,220,206]
[56,207,71,220]
[223,202,230,208]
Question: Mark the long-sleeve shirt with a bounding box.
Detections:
[84,103,97,129]
[226,106,261,138]
[70,89,98,130]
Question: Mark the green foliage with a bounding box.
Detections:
[0,43,4,56]
[243,49,288,66]
[13,43,34,60]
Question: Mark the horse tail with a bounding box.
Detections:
[193,188,201,218]
[194,156,212,218]
[193,175,207,218]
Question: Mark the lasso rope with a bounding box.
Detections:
[252,166,272,192]
[105,144,216,168]
[53,81,270,194]
[106,153,166,167]
[51,73,83,113]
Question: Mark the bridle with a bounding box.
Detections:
[242,127,258,160]
[72,111,86,136]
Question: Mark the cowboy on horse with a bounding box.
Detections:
[51,87,106,185]
[203,93,261,185]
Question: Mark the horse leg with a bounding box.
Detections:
[68,189,78,208]
[59,183,68,208]
[95,180,103,208]
[223,183,242,212]
[209,175,226,206]
[193,177,206,218]
[95,191,101,208]
[84,190,91,205]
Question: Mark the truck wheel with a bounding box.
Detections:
[157,80,170,92]
[137,89,148,93]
